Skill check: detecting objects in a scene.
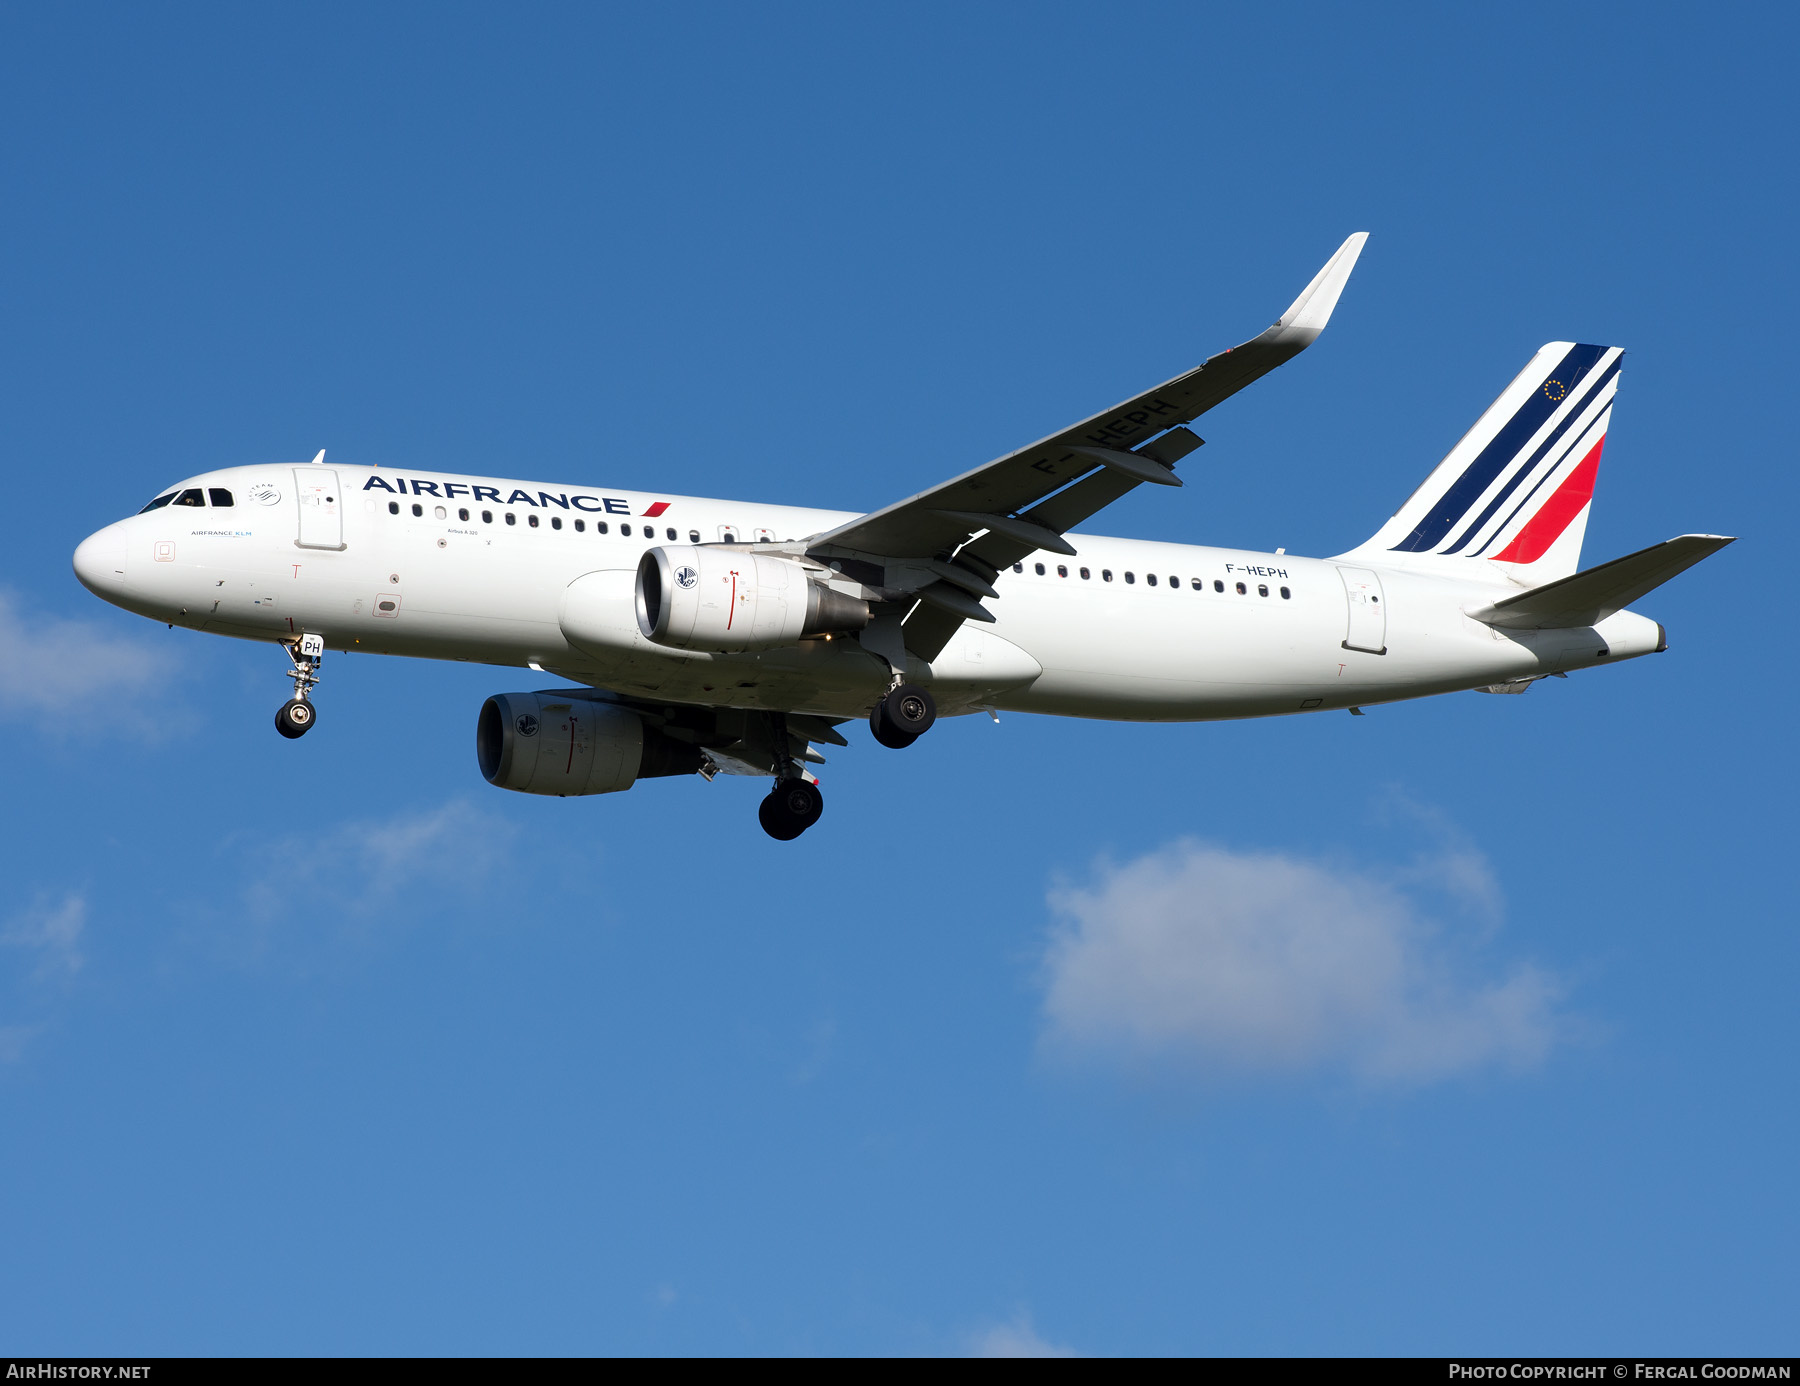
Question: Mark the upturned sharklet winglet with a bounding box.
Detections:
[1467,534,1736,630]
[1264,231,1369,349]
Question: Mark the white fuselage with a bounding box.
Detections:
[73,462,1664,723]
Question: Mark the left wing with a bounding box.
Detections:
[804,233,1367,659]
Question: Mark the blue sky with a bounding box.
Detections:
[1,2,1793,1356]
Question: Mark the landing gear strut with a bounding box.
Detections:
[758,711,824,840]
[870,682,935,749]
[275,635,322,740]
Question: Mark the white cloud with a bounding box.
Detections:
[225,799,515,961]
[0,894,87,1065]
[0,589,181,726]
[2,893,87,980]
[969,1311,1076,1358]
[1040,838,1563,1086]
[0,1024,42,1064]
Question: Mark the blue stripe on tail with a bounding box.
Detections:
[1390,343,1609,553]
[1440,355,1621,555]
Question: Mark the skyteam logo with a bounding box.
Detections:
[515,714,539,737]
[675,565,698,590]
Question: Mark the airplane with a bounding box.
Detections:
[72,234,1733,840]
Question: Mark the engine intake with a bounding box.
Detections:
[476,692,702,796]
[636,545,869,653]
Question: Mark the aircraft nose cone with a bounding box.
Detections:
[73,523,132,601]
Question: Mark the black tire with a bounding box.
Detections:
[759,778,822,839]
[869,707,918,749]
[758,792,803,841]
[773,777,822,827]
[882,684,936,736]
[275,699,316,739]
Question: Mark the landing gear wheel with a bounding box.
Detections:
[759,778,823,840]
[275,699,316,739]
[871,683,935,748]
[869,717,917,750]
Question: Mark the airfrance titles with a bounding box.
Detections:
[362,475,661,517]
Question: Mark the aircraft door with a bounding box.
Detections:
[1337,566,1387,654]
[294,468,346,551]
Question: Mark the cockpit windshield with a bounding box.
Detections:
[139,486,233,513]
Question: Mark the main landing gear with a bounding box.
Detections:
[870,682,936,749]
[275,636,323,740]
[759,777,823,841]
[758,710,825,841]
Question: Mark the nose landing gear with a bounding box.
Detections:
[275,698,316,738]
[275,634,323,740]
[870,682,935,749]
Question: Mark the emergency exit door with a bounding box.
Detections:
[294,468,346,551]
[1337,566,1387,654]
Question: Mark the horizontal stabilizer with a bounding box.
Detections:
[1467,534,1735,630]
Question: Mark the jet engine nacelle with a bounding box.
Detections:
[635,545,870,653]
[476,692,702,796]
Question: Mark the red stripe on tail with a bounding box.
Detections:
[1491,435,1605,564]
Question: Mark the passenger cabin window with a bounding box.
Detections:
[1124,571,1135,584]
[666,527,677,541]
[1057,565,1068,577]
[1214,580,1224,592]
[621,523,632,537]
[435,506,447,519]
[388,501,400,515]
[208,488,234,507]
[1236,581,1247,594]
[1168,575,1177,588]
[1013,564,1023,573]
[1191,578,1203,590]
[1280,586,1292,599]
[1034,563,1045,575]
[173,489,205,507]
[139,492,176,513]
[1102,569,1113,582]
[528,514,539,528]
[1146,573,1157,586]
[1258,584,1269,597]
[459,508,470,521]
[688,530,700,543]
[573,519,584,532]
[411,503,423,517]
[481,510,493,524]
[596,521,609,534]
[1080,567,1090,579]
[505,513,516,526]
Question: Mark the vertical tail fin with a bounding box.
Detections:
[1345,342,1624,583]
